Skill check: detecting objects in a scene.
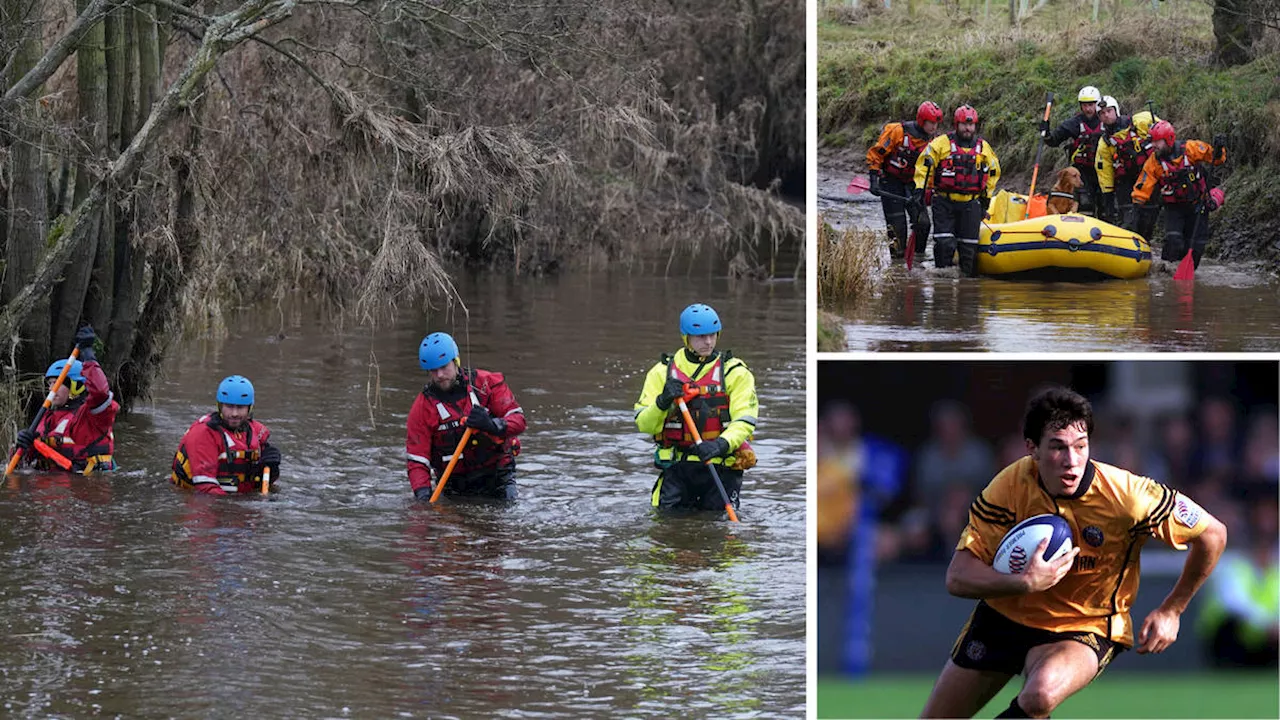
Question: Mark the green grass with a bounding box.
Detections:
[817,672,1279,718]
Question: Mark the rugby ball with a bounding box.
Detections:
[993,514,1074,575]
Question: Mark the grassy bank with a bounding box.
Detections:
[818,1,1280,270]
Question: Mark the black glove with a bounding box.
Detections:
[74,325,97,363]
[693,437,730,463]
[655,378,686,411]
[414,485,433,502]
[15,429,35,450]
[1039,119,1050,139]
[1212,133,1228,151]
[869,172,882,197]
[465,405,505,436]
[259,444,282,476]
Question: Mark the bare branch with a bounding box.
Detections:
[0,0,300,339]
[1,0,123,112]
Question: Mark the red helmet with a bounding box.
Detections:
[954,105,978,124]
[917,101,943,125]
[1150,120,1176,145]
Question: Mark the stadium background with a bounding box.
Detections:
[816,360,1279,718]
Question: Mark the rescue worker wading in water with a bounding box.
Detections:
[1131,121,1228,269]
[406,332,526,501]
[1094,98,1161,231]
[14,325,119,474]
[1044,85,1106,215]
[634,304,759,514]
[914,105,1001,277]
[866,100,942,258]
[171,375,282,495]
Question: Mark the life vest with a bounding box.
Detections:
[1104,125,1153,178]
[660,354,731,449]
[171,416,266,493]
[935,135,988,195]
[1157,147,1208,205]
[34,405,115,474]
[425,384,518,475]
[882,122,930,184]
[1069,116,1105,168]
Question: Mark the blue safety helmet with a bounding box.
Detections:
[45,359,85,383]
[419,332,459,371]
[216,375,255,406]
[46,359,86,397]
[679,303,722,336]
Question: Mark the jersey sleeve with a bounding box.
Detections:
[1128,473,1209,550]
[955,468,1019,564]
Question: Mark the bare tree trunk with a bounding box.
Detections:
[50,0,107,354]
[107,4,143,373]
[87,4,129,335]
[119,109,203,407]
[1,0,51,373]
[135,5,159,128]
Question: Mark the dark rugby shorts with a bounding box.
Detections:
[949,600,1124,676]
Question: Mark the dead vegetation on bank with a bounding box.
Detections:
[1,0,804,419]
[818,214,888,308]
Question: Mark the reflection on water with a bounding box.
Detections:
[0,271,805,717]
[820,165,1280,351]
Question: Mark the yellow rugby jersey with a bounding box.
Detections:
[956,456,1210,647]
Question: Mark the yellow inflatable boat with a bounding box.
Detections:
[977,192,1151,281]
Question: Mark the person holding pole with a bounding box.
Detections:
[865,101,943,259]
[9,326,119,475]
[170,375,281,495]
[406,332,526,501]
[634,304,758,517]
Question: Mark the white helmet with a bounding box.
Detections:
[1078,86,1102,103]
[1101,95,1120,114]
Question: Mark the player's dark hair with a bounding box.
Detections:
[1023,386,1094,443]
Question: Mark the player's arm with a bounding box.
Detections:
[945,539,1078,598]
[1156,511,1227,616]
[1131,480,1228,654]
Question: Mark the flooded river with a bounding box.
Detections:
[820,165,1280,351]
[0,270,806,717]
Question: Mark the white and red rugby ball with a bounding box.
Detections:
[993,514,1074,575]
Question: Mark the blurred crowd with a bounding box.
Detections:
[817,397,1278,566]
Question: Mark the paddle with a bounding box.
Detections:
[429,428,474,503]
[5,347,81,475]
[846,175,870,194]
[675,385,740,523]
[1028,92,1055,200]
[261,465,271,495]
[33,439,72,471]
[1172,210,1200,281]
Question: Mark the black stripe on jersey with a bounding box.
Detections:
[970,502,1015,527]
[1131,483,1175,537]
[1108,537,1140,643]
[974,493,1016,524]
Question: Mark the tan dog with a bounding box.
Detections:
[1045,167,1082,215]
